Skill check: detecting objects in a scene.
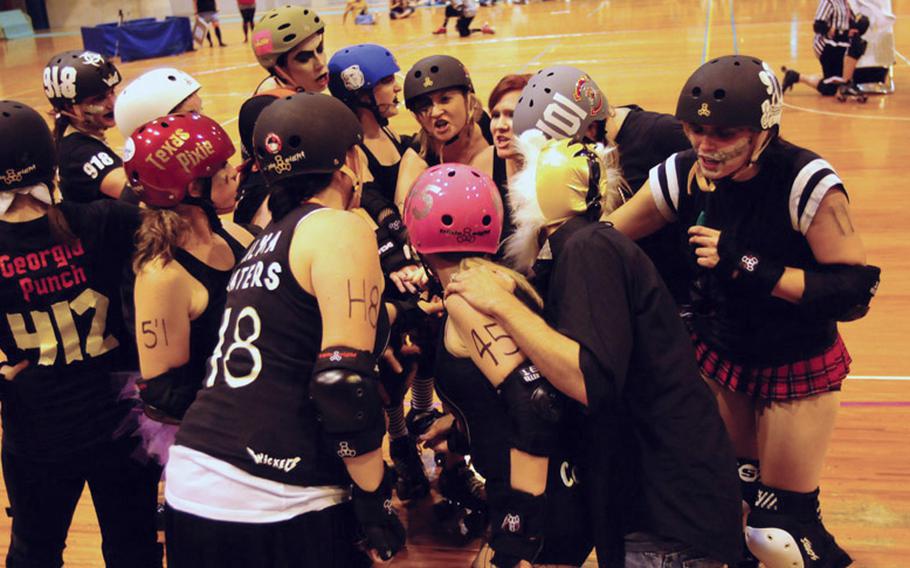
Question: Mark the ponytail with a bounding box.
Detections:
[132,208,190,274]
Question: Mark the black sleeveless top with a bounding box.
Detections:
[492,152,514,245]
[177,203,388,486]
[173,225,247,385]
[360,129,412,203]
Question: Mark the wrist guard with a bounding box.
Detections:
[717,232,784,296]
[352,467,406,561]
[137,365,198,423]
[491,490,547,567]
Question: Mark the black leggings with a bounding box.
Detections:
[239,7,255,24]
[165,502,372,568]
[3,436,162,568]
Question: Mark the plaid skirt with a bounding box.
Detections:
[693,334,852,401]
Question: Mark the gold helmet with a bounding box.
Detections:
[505,131,624,272]
[252,5,325,70]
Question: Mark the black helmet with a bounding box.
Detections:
[43,50,121,111]
[403,55,473,111]
[0,101,56,192]
[253,93,363,183]
[676,55,782,132]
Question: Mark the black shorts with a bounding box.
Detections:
[817,44,847,96]
[239,6,255,24]
[165,502,372,568]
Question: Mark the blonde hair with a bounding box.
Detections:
[132,209,190,274]
[456,256,543,311]
[415,90,483,162]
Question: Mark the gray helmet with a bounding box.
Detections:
[253,93,363,183]
[676,55,782,132]
[403,55,473,111]
[512,65,607,142]
[252,5,325,70]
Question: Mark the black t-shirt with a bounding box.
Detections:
[0,200,141,457]
[196,0,217,12]
[614,105,693,306]
[58,131,123,203]
[648,140,841,364]
[542,218,741,565]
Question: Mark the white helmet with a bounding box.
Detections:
[114,67,201,137]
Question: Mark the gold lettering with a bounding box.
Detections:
[8,311,57,365]
[51,300,83,364]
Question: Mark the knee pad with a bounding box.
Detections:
[848,36,867,59]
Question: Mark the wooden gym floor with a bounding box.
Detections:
[1,0,908,565]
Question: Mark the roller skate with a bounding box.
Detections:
[389,435,430,501]
[432,25,447,35]
[836,81,868,103]
[780,66,800,93]
[481,22,496,34]
[434,460,489,539]
[405,407,444,438]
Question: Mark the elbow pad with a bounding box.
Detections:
[813,19,830,35]
[136,365,199,423]
[498,361,564,457]
[852,14,870,35]
[309,347,386,458]
[801,264,880,321]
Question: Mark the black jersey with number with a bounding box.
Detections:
[58,132,123,203]
[541,217,742,565]
[0,200,141,457]
[176,204,352,487]
[648,140,843,364]
[614,105,693,305]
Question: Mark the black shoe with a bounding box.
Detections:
[438,462,488,538]
[405,407,443,438]
[389,436,430,501]
[781,66,800,92]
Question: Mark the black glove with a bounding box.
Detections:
[716,232,784,297]
[352,468,406,561]
[491,490,547,568]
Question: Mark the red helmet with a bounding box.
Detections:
[124,113,235,208]
[403,163,503,255]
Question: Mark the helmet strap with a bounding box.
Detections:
[182,193,223,232]
[339,163,363,208]
[577,146,603,221]
[729,130,771,182]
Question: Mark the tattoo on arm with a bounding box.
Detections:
[831,203,855,237]
[347,279,380,329]
[140,319,169,349]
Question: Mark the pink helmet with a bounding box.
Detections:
[403,163,503,255]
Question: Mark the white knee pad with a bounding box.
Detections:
[745,526,806,568]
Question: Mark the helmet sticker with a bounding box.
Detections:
[574,75,603,116]
[253,30,274,55]
[697,103,711,117]
[80,52,104,67]
[409,186,436,220]
[265,133,282,154]
[422,76,434,88]
[341,65,365,91]
[103,72,121,87]
[758,62,783,129]
[123,137,136,162]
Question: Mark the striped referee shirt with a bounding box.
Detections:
[813,0,853,56]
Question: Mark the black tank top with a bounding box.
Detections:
[177,203,388,486]
[492,152,514,245]
[172,226,247,385]
[434,321,511,500]
[360,129,410,203]
[177,203,349,486]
